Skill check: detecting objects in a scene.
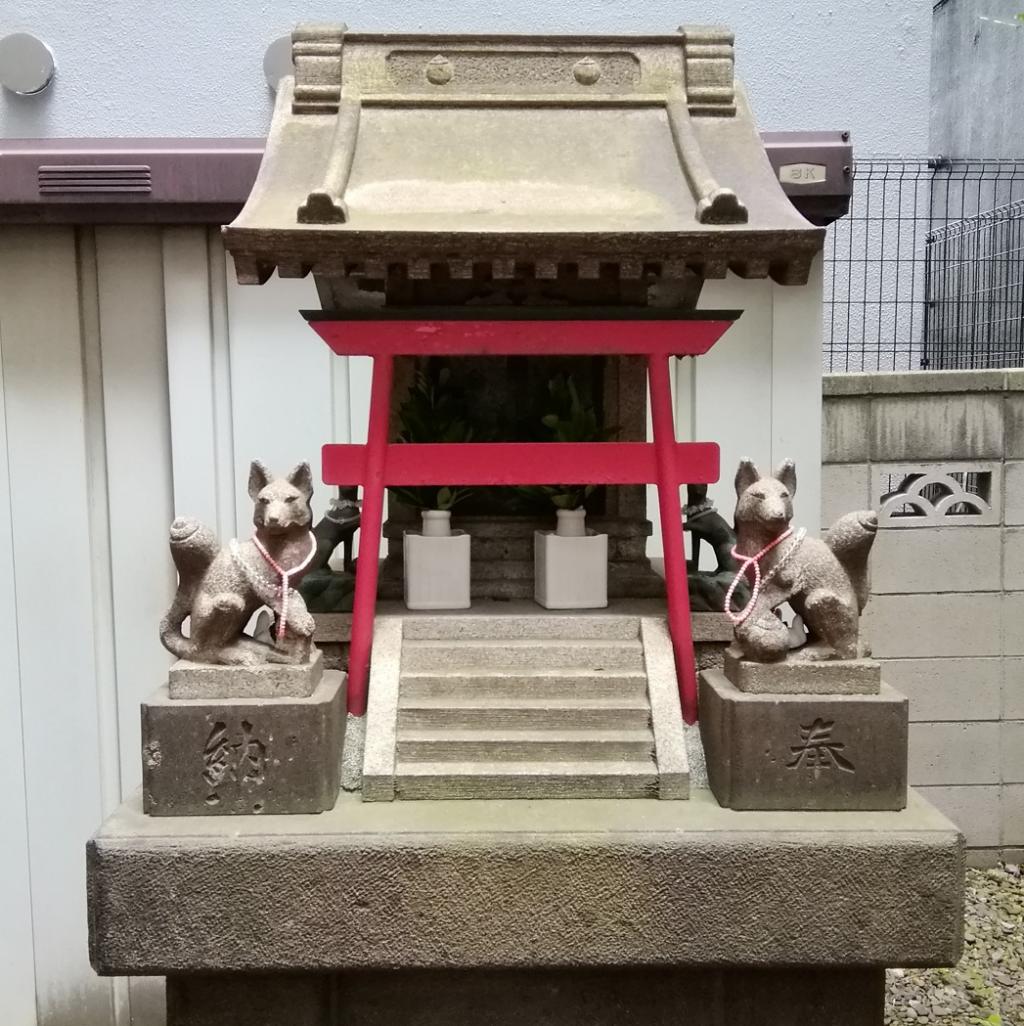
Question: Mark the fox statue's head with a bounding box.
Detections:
[248,460,314,535]
[733,458,796,534]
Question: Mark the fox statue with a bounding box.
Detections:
[159,461,318,666]
[730,458,877,662]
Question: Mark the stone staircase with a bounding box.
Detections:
[363,614,689,801]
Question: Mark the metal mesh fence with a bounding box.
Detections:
[924,199,1024,369]
[824,158,1024,371]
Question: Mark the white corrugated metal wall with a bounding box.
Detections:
[0,224,821,1026]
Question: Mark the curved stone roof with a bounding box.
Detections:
[224,26,824,288]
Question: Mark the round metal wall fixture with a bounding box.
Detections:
[0,32,55,95]
[263,35,294,92]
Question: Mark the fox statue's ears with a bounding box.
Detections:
[286,462,314,500]
[775,459,797,496]
[248,459,271,501]
[734,458,760,496]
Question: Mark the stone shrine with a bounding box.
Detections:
[85,24,964,1026]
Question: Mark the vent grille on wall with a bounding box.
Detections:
[37,164,153,194]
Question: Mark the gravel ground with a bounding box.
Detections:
[887,863,1023,1025]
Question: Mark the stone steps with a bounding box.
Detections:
[397,727,656,762]
[399,669,650,700]
[401,638,645,673]
[398,695,652,730]
[402,615,641,642]
[363,613,688,802]
[392,760,660,800]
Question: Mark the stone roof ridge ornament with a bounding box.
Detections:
[675,25,747,224]
[225,24,825,288]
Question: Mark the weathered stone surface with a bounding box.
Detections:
[871,394,1004,461]
[723,647,881,694]
[822,398,870,462]
[1007,392,1024,459]
[168,649,324,699]
[1006,461,1024,525]
[908,722,1000,786]
[87,789,963,974]
[872,526,1002,594]
[699,670,908,810]
[640,618,689,799]
[362,618,402,802]
[691,612,733,642]
[823,370,1010,396]
[164,968,886,1026]
[224,31,823,287]
[401,614,640,641]
[141,673,345,816]
[313,612,352,642]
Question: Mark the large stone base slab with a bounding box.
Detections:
[88,789,962,973]
[700,670,908,811]
[141,672,345,816]
[165,967,885,1026]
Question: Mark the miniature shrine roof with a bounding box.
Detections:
[224,26,825,288]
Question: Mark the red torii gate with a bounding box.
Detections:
[308,312,738,725]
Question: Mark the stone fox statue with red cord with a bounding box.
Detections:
[728,458,877,662]
[159,461,319,666]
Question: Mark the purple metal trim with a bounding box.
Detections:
[0,133,851,225]
[0,138,263,224]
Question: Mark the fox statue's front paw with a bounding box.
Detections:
[736,612,790,662]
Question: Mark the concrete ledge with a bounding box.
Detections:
[87,789,963,974]
[823,369,1016,396]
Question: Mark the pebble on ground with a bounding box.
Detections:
[886,864,1022,1025]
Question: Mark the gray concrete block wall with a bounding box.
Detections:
[823,370,1024,863]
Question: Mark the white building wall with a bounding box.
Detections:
[0,1,932,156]
[0,225,822,1025]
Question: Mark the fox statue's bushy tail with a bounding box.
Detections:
[825,510,878,613]
[158,517,218,660]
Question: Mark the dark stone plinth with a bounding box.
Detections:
[165,968,885,1026]
[88,790,961,974]
[141,672,345,816]
[699,670,909,811]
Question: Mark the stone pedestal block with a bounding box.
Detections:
[141,672,345,816]
[700,669,908,811]
[165,967,885,1026]
[723,646,881,694]
[168,649,324,699]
